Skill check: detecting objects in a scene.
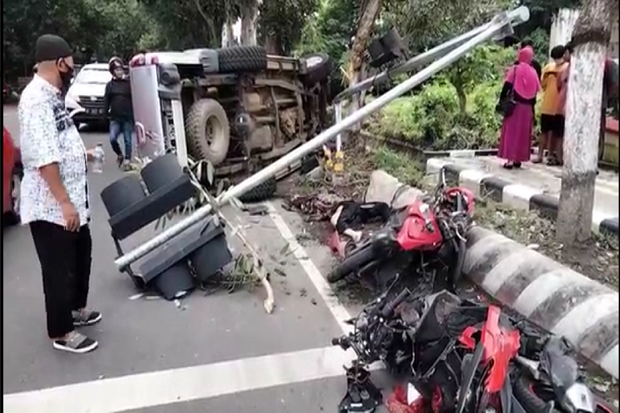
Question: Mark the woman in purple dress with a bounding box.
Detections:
[498,46,541,169]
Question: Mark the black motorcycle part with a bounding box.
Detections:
[380,288,410,318]
[338,365,382,413]
[327,242,376,283]
[500,374,515,413]
[456,342,486,413]
[512,375,557,413]
[451,237,467,287]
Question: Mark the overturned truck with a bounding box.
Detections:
[129,46,332,200]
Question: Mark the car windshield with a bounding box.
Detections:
[75,69,110,85]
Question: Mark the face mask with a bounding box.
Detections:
[59,68,74,90]
[57,59,74,93]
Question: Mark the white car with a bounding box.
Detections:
[65,63,112,127]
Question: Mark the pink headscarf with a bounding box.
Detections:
[504,46,541,99]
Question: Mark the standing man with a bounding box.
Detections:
[18,34,101,354]
[103,56,134,171]
[535,45,567,164]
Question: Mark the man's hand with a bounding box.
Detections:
[85,148,96,163]
[61,201,80,231]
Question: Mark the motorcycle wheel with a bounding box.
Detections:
[326,242,376,283]
[513,374,615,413]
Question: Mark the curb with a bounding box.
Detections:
[465,227,618,379]
[426,158,620,237]
[365,169,619,379]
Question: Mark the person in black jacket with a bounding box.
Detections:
[103,57,134,170]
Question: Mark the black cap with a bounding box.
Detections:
[35,34,73,63]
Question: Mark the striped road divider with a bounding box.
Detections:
[365,169,619,379]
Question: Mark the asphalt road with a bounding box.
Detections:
[2,106,378,412]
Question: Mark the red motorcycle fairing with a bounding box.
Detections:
[396,201,443,251]
[459,305,521,393]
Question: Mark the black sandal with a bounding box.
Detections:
[503,162,514,169]
[514,162,522,168]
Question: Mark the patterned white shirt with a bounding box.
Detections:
[18,75,90,227]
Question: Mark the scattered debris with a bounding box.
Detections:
[244,204,269,216]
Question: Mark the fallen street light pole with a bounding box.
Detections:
[333,6,531,103]
[114,8,530,270]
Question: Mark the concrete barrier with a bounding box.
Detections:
[365,169,619,378]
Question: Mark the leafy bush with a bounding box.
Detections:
[367,80,501,150]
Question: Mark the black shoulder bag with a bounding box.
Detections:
[496,65,518,117]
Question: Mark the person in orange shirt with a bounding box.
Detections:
[552,43,573,165]
[534,45,567,164]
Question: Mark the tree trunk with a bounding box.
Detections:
[240,0,259,46]
[556,0,614,245]
[453,77,467,114]
[347,0,382,132]
[264,36,283,54]
[222,18,236,48]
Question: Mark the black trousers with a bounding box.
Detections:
[30,221,92,338]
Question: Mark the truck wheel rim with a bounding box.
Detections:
[205,115,224,148]
[306,56,323,68]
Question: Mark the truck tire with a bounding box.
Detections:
[301,53,333,85]
[186,99,230,166]
[237,177,277,203]
[216,46,268,73]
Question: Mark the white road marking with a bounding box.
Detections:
[266,201,353,333]
[3,346,354,413]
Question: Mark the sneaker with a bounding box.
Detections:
[117,154,124,167]
[73,309,102,326]
[122,159,132,172]
[53,331,98,354]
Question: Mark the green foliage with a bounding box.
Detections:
[137,0,227,50]
[2,0,164,80]
[384,0,512,53]
[365,44,517,151]
[368,77,504,151]
[526,27,552,63]
[372,146,424,187]
[259,0,318,54]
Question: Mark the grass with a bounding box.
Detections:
[371,146,425,187]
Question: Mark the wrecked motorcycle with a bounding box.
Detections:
[513,336,614,413]
[326,169,475,292]
[333,289,523,412]
[332,289,616,413]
